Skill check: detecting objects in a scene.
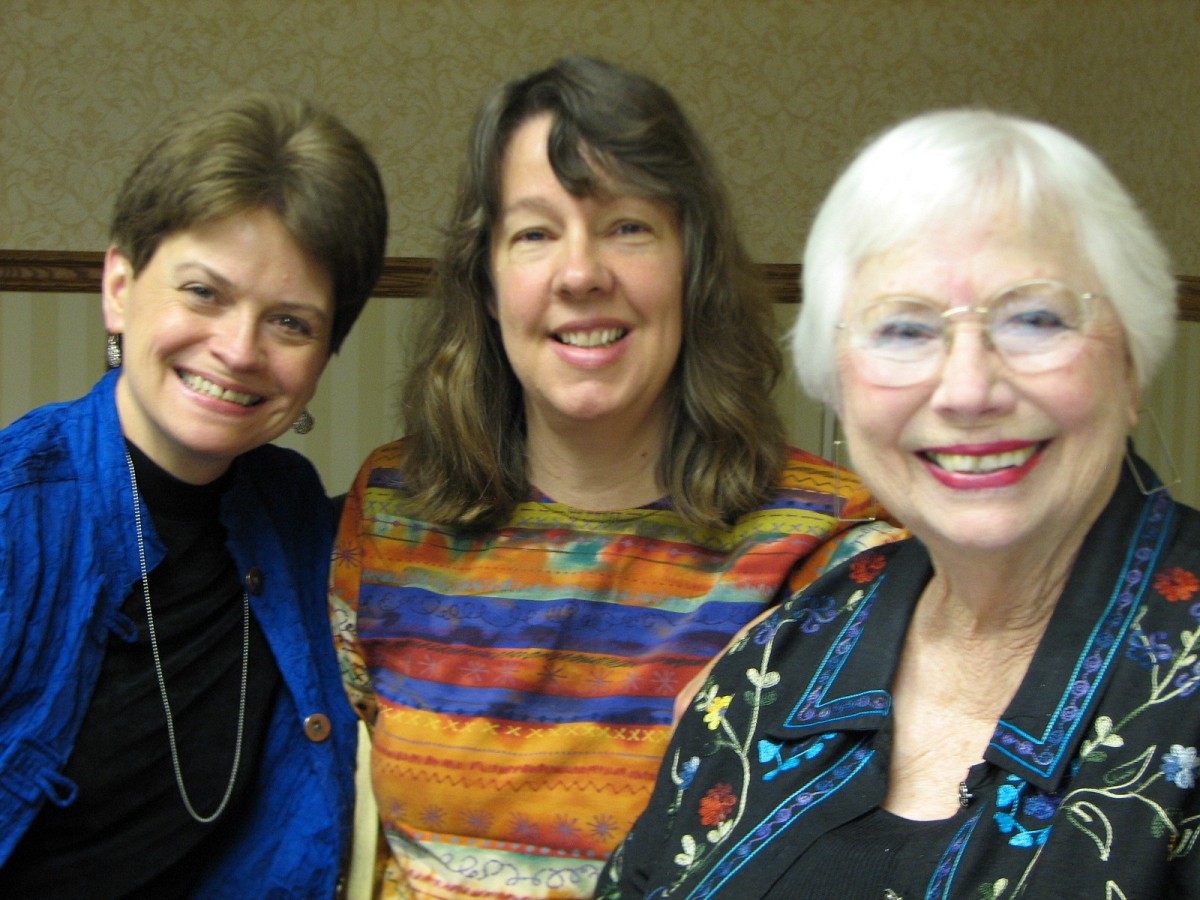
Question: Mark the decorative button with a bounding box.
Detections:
[304,713,332,742]
[244,567,264,595]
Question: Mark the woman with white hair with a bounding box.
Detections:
[598,109,1199,898]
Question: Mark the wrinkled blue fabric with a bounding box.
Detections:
[0,369,355,897]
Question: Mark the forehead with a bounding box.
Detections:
[852,207,1088,300]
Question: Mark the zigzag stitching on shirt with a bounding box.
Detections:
[781,581,892,728]
[375,748,655,781]
[688,739,875,898]
[377,709,665,744]
[378,767,649,795]
[991,489,1174,778]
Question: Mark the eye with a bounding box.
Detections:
[874,319,939,345]
[271,314,315,339]
[512,226,552,244]
[991,285,1081,338]
[858,299,943,353]
[613,221,650,236]
[183,283,218,303]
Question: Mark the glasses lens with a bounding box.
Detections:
[988,282,1087,372]
[849,298,945,386]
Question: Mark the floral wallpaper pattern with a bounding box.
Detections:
[2,0,1198,497]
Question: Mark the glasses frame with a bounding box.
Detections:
[837,279,1101,388]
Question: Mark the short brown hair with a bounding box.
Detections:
[110,91,387,353]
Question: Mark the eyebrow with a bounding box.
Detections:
[497,196,559,221]
[173,261,331,323]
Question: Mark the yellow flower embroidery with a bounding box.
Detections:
[703,694,733,730]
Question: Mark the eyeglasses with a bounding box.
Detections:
[839,279,1099,388]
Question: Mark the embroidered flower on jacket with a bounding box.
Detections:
[703,695,733,730]
[1125,627,1173,668]
[698,783,737,826]
[1154,566,1200,602]
[1176,660,1200,698]
[674,755,700,790]
[850,551,887,584]
[1161,744,1199,789]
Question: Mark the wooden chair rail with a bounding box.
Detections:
[2,249,1199,321]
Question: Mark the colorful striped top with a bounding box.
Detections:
[330,441,901,899]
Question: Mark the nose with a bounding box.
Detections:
[211,309,265,371]
[928,320,1013,417]
[553,233,613,299]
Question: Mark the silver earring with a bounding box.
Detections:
[291,409,314,435]
[105,333,122,369]
[1127,410,1181,496]
[830,419,878,523]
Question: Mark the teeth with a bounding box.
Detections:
[556,328,626,348]
[180,371,261,407]
[928,446,1036,474]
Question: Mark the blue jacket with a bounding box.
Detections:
[0,370,356,897]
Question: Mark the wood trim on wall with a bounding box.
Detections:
[2,249,1199,321]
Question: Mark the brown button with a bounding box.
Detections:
[304,713,332,742]
[244,567,264,595]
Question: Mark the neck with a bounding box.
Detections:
[914,542,1079,643]
[526,408,668,511]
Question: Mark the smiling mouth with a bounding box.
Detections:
[922,443,1044,474]
[553,327,628,348]
[179,370,263,407]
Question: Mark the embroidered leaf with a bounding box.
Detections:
[1009,830,1036,848]
[757,739,782,765]
[1104,747,1156,792]
[745,689,778,706]
[747,667,781,689]
[1065,801,1115,860]
[674,834,697,867]
[706,820,733,843]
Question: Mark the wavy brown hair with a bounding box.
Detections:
[402,56,784,532]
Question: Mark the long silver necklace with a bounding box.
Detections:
[125,450,250,824]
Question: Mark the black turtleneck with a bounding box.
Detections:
[0,442,281,898]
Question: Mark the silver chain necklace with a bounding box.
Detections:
[124,450,250,824]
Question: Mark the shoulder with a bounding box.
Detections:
[774,445,868,497]
[234,443,332,531]
[240,442,324,489]
[0,399,82,493]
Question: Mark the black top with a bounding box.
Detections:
[0,443,281,898]
[601,457,1200,899]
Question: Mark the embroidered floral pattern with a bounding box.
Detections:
[702,695,733,730]
[698,784,737,826]
[849,551,887,583]
[1155,566,1200,602]
[601,481,1200,899]
[1163,745,1200,789]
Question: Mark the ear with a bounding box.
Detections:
[102,246,134,333]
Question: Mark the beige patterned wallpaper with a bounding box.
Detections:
[3,0,1199,500]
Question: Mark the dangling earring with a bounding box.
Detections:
[1127,410,1181,496]
[830,417,878,523]
[105,333,122,369]
[291,409,314,435]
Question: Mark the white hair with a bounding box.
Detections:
[792,109,1176,406]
